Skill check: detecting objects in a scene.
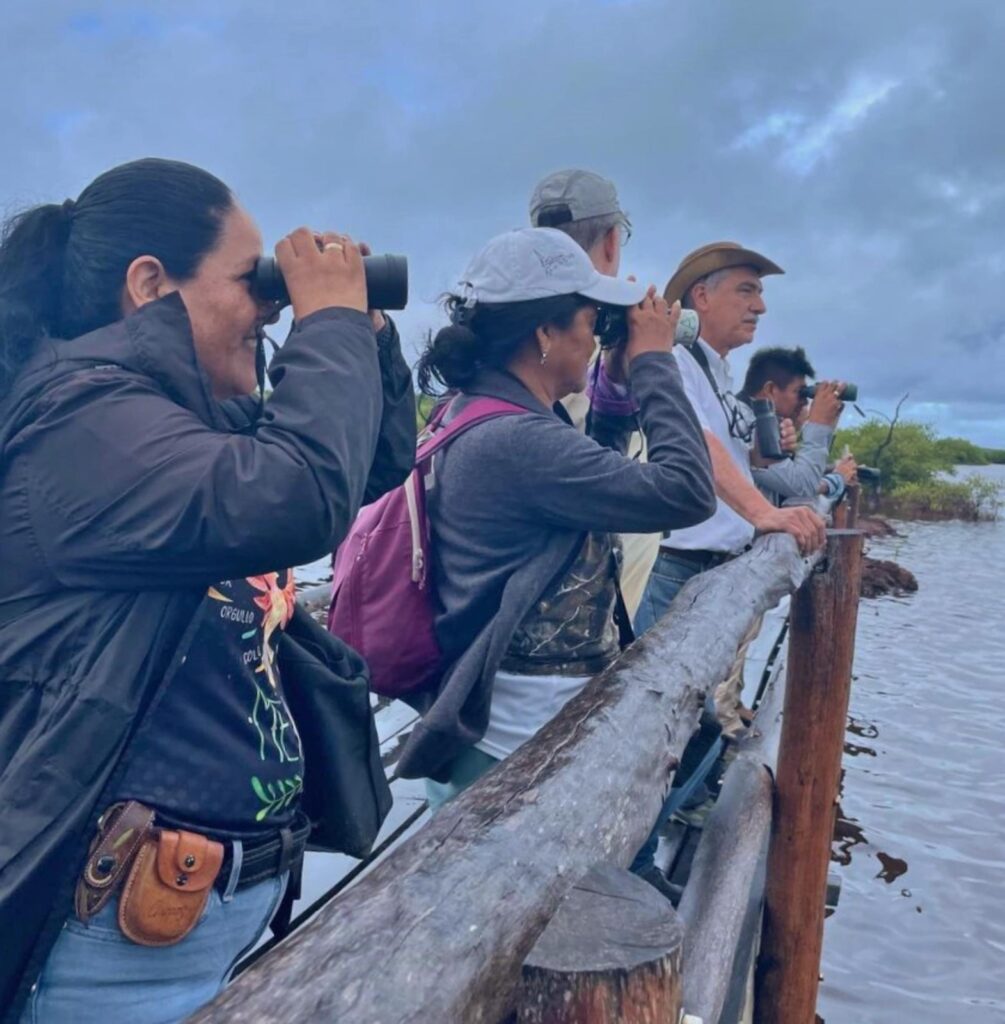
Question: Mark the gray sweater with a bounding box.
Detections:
[397,351,715,781]
[751,421,835,504]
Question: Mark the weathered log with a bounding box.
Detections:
[677,757,773,1024]
[515,864,683,1024]
[189,533,815,1024]
[755,530,864,1024]
[673,621,792,1024]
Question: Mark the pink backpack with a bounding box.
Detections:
[327,397,526,699]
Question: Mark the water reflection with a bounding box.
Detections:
[819,469,1005,1023]
[847,714,879,740]
[832,800,868,867]
[875,851,909,884]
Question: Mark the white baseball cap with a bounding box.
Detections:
[457,228,647,310]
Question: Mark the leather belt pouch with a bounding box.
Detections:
[117,829,224,947]
[75,801,156,924]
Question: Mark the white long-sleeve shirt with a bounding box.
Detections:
[666,340,757,555]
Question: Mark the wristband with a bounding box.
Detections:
[821,472,846,500]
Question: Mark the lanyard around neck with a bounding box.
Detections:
[684,341,752,445]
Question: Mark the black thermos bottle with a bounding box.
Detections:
[750,398,786,461]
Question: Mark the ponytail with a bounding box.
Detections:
[0,158,233,399]
[416,323,483,394]
[0,203,75,395]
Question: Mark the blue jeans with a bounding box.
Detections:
[425,746,500,812]
[631,551,708,872]
[633,550,703,637]
[21,874,287,1024]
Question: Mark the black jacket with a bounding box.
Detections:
[0,295,415,1019]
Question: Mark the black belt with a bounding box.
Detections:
[215,815,311,895]
[658,547,736,570]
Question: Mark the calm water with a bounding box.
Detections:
[819,465,1005,1023]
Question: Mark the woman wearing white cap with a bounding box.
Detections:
[400,228,715,881]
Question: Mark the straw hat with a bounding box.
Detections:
[663,241,784,306]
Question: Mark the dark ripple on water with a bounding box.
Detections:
[818,495,1005,1023]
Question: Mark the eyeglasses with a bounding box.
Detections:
[617,217,632,247]
[718,390,754,445]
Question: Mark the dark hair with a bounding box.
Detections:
[742,345,816,396]
[0,157,234,397]
[416,294,593,395]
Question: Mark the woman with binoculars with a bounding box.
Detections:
[399,227,716,820]
[0,158,414,1023]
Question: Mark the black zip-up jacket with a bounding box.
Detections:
[0,294,415,1019]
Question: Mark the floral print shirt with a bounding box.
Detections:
[115,571,303,835]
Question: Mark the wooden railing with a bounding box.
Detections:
[191,504,863,1024]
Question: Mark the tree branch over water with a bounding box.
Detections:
[866,392,909,471]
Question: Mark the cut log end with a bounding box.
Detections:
[516,864,684,1024]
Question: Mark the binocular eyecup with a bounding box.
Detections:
[253,253,409,312]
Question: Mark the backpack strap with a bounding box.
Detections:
[416,397,528,464]
[404,398,528,585]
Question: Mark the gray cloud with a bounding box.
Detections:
[3,0,1003,442]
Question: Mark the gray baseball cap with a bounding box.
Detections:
[457,228,646,309]
[529,168,624,226]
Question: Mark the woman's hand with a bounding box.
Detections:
[275,228,367,321]
[626,288,679,366]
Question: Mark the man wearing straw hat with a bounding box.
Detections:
[626,242,827,883]
[634,243,825,700]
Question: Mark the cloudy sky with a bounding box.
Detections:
[4,0,1003,444]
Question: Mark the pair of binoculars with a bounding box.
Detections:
[596,307,700,349]
[799,382,859,403]
[252,253,409,311]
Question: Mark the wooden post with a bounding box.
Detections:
[845,482,861,528]
[831,483,860,530]
[755,530,864,1024]
[516,864,683,1024]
